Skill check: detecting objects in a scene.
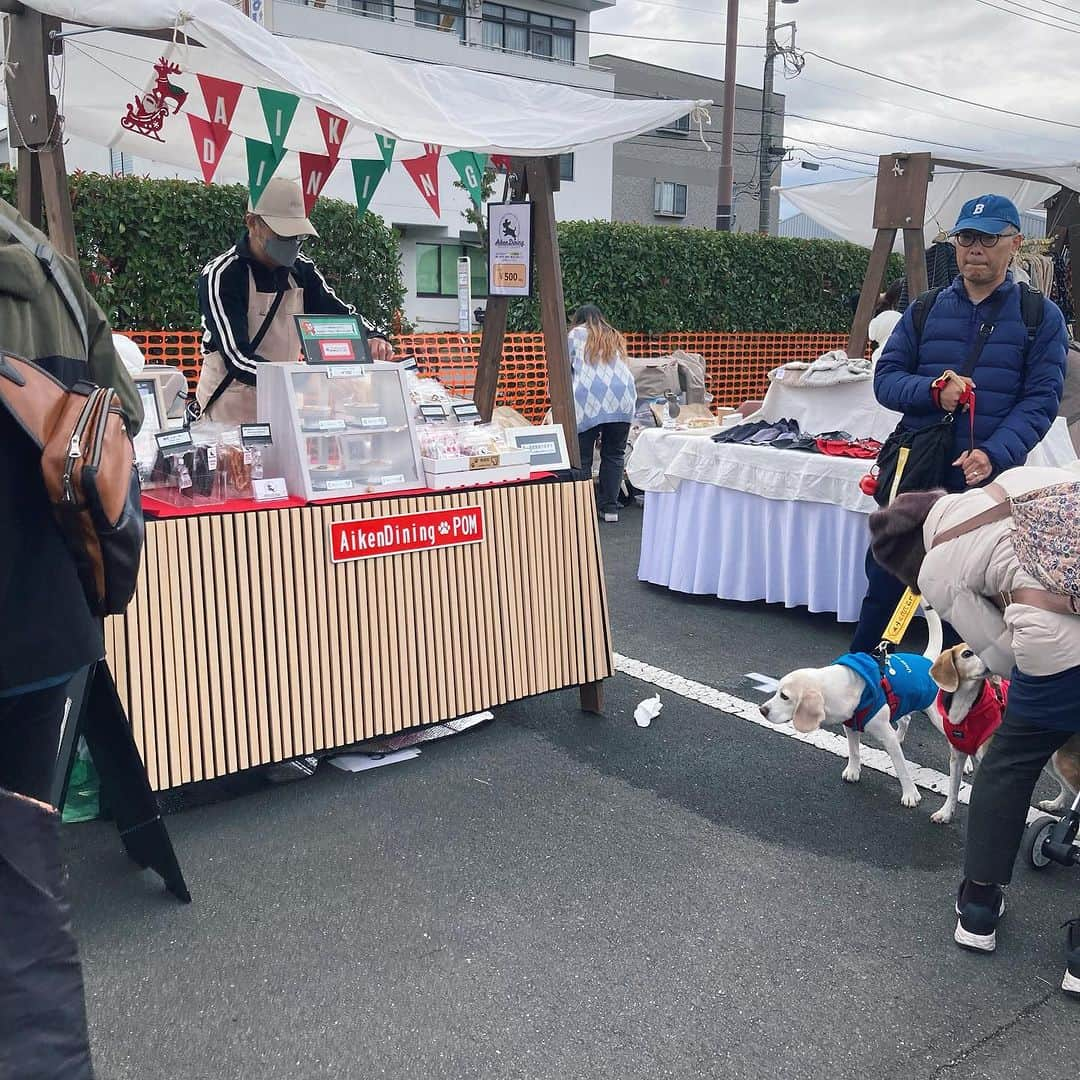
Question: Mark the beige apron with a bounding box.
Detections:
[196,268,305,424]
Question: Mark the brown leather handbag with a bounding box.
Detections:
[0,351,144,616]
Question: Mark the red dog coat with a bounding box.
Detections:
[934,679,1009,756]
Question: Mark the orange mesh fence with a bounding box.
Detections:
[124,329,851,423]
[122,330,204,389]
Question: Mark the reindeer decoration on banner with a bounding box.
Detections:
[121,58,189,142]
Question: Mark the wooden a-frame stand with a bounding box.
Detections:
[847,151,1074,357]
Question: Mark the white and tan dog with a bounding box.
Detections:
[926,644,1005,824]
[759,612,944,808]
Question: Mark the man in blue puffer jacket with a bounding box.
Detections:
[850,194,1068,653]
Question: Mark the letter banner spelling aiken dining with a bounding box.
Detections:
[329,506,485,563]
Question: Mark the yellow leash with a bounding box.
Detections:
[880,588,922,648]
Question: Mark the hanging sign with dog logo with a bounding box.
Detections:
[487,201,533,297]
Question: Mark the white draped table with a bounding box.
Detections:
[628,421,1078,623]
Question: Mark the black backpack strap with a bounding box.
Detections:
[910,286,947,346]
[1018,281,1045,350]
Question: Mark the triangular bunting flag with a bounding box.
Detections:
[188,114,232,185]
[258,87,300,154]
[299,151,338,215]
[491,154,514,172]
[375,134,396,168]
[246,138,286,207]
[351,159,388,218]
[403,145,442,217]
[448,150,488,208]
[316,106,350,164]
[197,74,243,129]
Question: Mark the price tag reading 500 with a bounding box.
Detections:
[493,264,527,288]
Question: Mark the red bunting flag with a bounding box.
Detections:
[316,106,350,163]
[187,114,232,184]
[197,74,243,129]
[403,144,442,217]
[298,151,338,214]
[490,154,514,172]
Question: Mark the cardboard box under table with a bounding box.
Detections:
[108,478,613,791]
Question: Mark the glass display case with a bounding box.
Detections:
[257,362,425,501]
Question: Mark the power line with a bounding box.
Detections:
[969,0,1080,30]
[803,50,1080,131]
[794,74,1079,150]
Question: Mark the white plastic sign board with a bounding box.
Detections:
[457,256,472,332]
[487,202,533,297]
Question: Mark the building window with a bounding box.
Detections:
[654,181,687,218]
[559,153,574,182]
[416,244,488,298]
[655,113,691,136]
[109,148,133,176]
[415,0,465,39]
[343,0,394,18]
[480,4,575,62]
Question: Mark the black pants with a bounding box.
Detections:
[578,422,630,515]
[0,681,70,802]
[0,683,94,1079]
[850,547,961,653]
[965,708,1076,885]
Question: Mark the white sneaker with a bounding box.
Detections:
[601,511,619,523]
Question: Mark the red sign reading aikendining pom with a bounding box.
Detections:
[329,506,485,563]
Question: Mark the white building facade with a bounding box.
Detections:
[57,0,619,331]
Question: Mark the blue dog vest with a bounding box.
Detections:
[833,652,936,732]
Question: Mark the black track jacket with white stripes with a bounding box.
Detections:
[198,232,388,386]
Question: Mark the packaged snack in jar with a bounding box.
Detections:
[457,423,501,458]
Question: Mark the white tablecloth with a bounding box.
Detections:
[633,420,1078,620]
[639,483,872,620]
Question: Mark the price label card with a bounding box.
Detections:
[360,416,388,428]
[468,454,499,471]
[325,366,369,380]
[155,429,194,453]
[240,423,273,447]
[452,402,481,424]
[324,478,355,491]
[381,474,406,485]
[419,403,448,422]
[316,419,347,432]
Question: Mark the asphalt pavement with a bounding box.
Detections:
[67,499,1080,1080]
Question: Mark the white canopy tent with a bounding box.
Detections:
[778,154,1080,251]
[18,0,705,172]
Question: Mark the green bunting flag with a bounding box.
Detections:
[246,138,286,207]
[375,134,396,168]
[351,158,388,218]
[258,87,300,154]
[448,151,488,208]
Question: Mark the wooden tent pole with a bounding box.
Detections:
[4,8,78,258]
[525,156,579,470]
[847,152,933,359]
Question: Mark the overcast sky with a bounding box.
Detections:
[590,0,1080,212]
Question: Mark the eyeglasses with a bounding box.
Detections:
[953,230,1014,248]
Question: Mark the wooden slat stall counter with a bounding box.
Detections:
[103,478,613,791]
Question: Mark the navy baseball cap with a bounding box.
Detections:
[949,194,1022,236]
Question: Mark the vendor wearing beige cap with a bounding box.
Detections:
[195,177,393,423]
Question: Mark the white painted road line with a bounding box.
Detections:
[614,653,1048,825]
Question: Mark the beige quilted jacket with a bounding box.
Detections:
[918,465,1080,678]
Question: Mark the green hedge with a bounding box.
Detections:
[0,171,404,331]
[508,220,902,334]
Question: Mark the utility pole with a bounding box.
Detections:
[715,0,739,231]
[758,0,797,234]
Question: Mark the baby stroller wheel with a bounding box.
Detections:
[1026,816,1058,871]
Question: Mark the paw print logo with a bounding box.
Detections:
[438,522,451,536]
